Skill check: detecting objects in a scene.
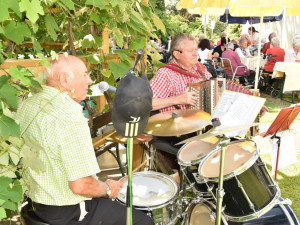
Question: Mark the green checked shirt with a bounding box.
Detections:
[15,86,100,206]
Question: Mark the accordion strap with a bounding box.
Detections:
[161,63,207,80]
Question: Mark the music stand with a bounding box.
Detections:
[260,103,300,180]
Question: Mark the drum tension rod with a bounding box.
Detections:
[236,176,256,212]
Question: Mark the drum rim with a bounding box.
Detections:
[224,185,281,222]
[177,142,203,166]
[186,200,228,225]
[117,171,179,209]
[198,139,259,181]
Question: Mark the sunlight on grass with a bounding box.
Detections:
[260,152,300,220]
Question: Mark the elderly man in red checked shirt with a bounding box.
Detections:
[149,33,212,182]
[150,33,212,112]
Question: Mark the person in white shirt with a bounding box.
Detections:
[197,38,212,63]
[284,37,300,62]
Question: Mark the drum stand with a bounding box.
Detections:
[215,136,230,225]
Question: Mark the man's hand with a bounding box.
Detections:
[105,179,124,199]
[176,89,198,106]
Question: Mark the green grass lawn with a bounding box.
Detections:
[259,92,300,220]
[260,152,300,220]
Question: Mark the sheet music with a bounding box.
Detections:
[212,90,265,137]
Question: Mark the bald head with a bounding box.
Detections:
[46,55,84,83]
[46,54,92,102]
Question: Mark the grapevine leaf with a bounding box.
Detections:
[19,0,45,24]
[60,0,75,10]
[45,14,59,41]
[3,21,31,44]
[0,115,20,137]
[85,0,107,9]
[89,12,101,24]
[0,207,6,219]
[0,83,18,108]
[128,37,146,51]
[9,67,32,86]
[151,12,166,33]
[87,55,102,64]
[109,61,131,79]
[0,152,9,166]
[112,28,123,48]
[0,0,21,22]
[20,144,45,173]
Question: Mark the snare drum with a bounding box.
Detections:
[198,139,280,222]
[177,140,218,196]
[117,171,178,224]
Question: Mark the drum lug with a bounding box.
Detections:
[257,161,266,166]
[278,198,292,205]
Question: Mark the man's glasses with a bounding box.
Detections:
[175,49,197,53]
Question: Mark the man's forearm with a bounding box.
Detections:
[69,176,107,198]
[152,97,176,111]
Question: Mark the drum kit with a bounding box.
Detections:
[116,110,299,225]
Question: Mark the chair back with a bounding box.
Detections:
[221,58,234,76]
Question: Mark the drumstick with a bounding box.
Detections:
[120,158,150,182]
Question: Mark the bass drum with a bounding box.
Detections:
[185,199,300,225]
[117,171,178,225]
[198,139,280,222]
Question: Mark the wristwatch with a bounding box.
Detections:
[105,182,111,198]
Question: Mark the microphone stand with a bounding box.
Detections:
[215,136,230,225]
[125,48,144,225]
[126,137,133,225]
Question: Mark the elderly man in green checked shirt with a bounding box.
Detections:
[15,55,154,225]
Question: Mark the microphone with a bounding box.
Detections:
[132,48,144,73]
[98,81,116,93]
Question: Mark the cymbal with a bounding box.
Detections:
[177,123,260,145]
[144,109,211,137]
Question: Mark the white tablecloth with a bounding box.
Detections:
[241,56,266,71]
[273,62,300,92]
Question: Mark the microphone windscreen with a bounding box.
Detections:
[98,81,109,92]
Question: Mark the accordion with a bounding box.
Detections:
[187,78,226,114]
[188,79,259,114]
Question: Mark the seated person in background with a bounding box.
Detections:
[197,38,212,62]
[262,32,277,54]
[235,38,251,58]
[216,31,227,46]
[222,43,254,85]
[264,37,285,73]
[284,37,300,62]
[15,55,154,225]
[231,39,239,51]
[209,39,215,50]
[150,33,212,181]
[285,36,300,98]
[198,33,206,43]
[248,26,259,46]
[212,37,229,58]
[237,33,252,47]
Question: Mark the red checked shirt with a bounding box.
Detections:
[150,59,212,112]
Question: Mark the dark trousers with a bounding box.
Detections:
[28,198,154,225]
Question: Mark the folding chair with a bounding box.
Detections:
[221,58,247,82]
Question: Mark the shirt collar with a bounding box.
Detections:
[42,86,83,112]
